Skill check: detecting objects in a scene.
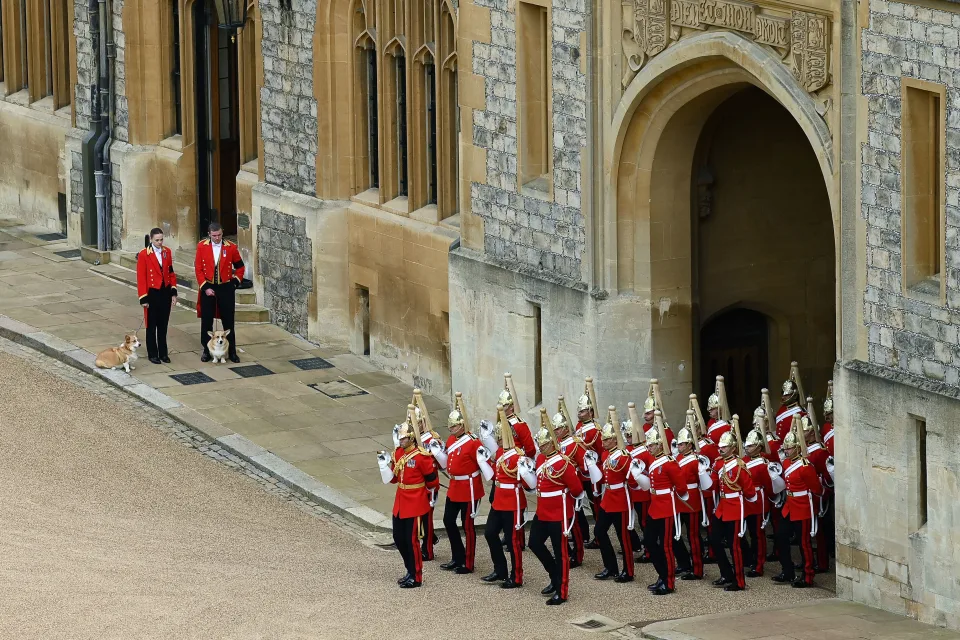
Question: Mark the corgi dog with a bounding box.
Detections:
[206,329,231,364]
[95,334,141,373]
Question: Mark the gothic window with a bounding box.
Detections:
[353,0,379,192]
[396,53,408,197]
[437,0,457,217]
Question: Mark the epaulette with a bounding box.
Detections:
[467,433,479,440]
[430,430,441,441]
[201,239,210,245]
[224,239,234,246]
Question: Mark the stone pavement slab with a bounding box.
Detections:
[0,217,455,532]
[639,599,960,640]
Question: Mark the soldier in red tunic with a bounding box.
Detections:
[394,397,442,561]
[645,411,690,595]
[673,411,714,581]
[554,396,591,567]
[194,223,245,363]
[705,387,732,442]
[709,422,758,591]
[575,378,604,550]
[624,403,652,563]
[428,393,483,574]
[593,408,639,583]
[742,418,781,578]
[519,409,585,605]
[137,228,178,364]
[800,414,832,573]
[499,374,537,457]
[776,366,807,440]
[377,408,440,588]
[478,404,532,588]
[641,381,675,448]
[772,417,823,588]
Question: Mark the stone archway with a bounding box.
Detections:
[604,30,837,418]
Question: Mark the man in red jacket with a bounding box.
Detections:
[137,228,178,364]
[801,417,832,573]
[593,418,639,583]
[674,418,712,581]
[772,422,824,588]
[775,379,806,440]
[575,388,604,550]
[710,431,758,591]
[645,412,689,595]
[377,419,439,588]
[555,411,590,567]
[705,393,732,442]
[520,410,585,605]
[499,384,536,458]
[194,222,245,363]
[743,426,775,577]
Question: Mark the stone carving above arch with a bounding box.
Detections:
[621,0,830,94]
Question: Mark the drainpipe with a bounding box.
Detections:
[103,0,117,247]
[79,0,102,247]
[92,0,114,251]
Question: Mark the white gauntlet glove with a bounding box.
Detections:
[630,459,650,490]
[376,451,394,484]
[478,419,499,455]
[574,494,585,512]
[428,439,448,469]
[583,450,603,484]
[391,424,401,449]
[518,457,537,489]
[768,462,786,494]
[671,440,679,458]
[826,456,835,482]
[476,446,495,481]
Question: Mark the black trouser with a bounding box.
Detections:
[644,516,676,590]
[777,517,815,584]
[144,287,173,359]
[443,498,478,570]
[529,517,570,599]
[596,509,634,576]
[199,282,237,356]
[710,519,746,588]
[393,514,423,582]
[672,515,693,570]
[485,508,523,583]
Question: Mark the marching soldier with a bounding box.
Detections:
[477,404,531,588]
[517,409,586,605]
[642,380,676,447]
[393,393,441,561]
[576,379,604,549]
[742,416,781,578]
[624,403,652,562]
[376,406,440,588]
[772,417,823,588]
[498,374,537,457]
[429,393,483,575]
[776,362,808,440]
[645,410,690,595]
[195,222,244,363]
[822,381,835,456]
[800,412,832,573]
[137,228,178,364]
[705,381,732,442]
[593,407,639,583]
[554,396,592,567]
[709,418,758,591]
[673,411,713,581]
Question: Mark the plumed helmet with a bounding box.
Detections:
[800,415,815,433]
[601,420,618,440]
[621,420,632,440]
[707,393,720,410]
[643,396,656,412]
[823,397,833,414]
[397,421,415,440]
[744,428,764,449]
[676,426,695,446]
[718,431,737,449]
[783,430,800,450]
[645,427,663,446]
[447,409,465,428]
[577,392,593,412]
[551,412,569,431]
[498,388,513,407]
[414,405,425,426]
[782,379,798,398]
[535,427,553,447]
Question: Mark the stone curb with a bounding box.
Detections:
[638,599,840,640]
[0,314,393,534]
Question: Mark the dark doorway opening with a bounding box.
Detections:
[194,0,240,238]
[700,308,768,424]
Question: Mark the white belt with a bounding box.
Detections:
[452,470,480,481]
[719,492,748,538]
[608,482,625,490]
[496,482,516,490]
[654,488,672,495]
[540,489,564,498]
[687,483,698,490]
[451,470,480,519]
[723,492,741,499]
[788,490,808,497]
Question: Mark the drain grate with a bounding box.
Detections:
[291,356,334,370]
[36,232,67,241]
[567,614,624,633]
[309,378,369,398]
[53,249,82,259]
[230,364,274,378]
[170,372,216,385]
[574,621,605,630]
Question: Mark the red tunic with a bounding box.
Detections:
[559,435,589,481]
[743,456,773,518]
[782,457,823,521]
[599,449,636,513]
[647,456,688,520]
[492,446,527,515]
[705,418,732,442]
[822,422,835,456]
[508,416,536,458]
[765,435,782,463]
[697,439,720,464]
[711,457,757,522]
[137,246,178,323]
[627,445,652,504]
[534,453,584,523]
[194,239,246,317]
[675,453,702,514]
[576,420,604,456]
[775,404,806,440]
[642,422,676,448]
[391,446,440,518]
[444,433,484,503]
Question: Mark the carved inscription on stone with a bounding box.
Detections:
[671,0,702,29]
[699,0,755,34]
[640,0,670,56]
[791,10,829,91]
[755,14,789,48]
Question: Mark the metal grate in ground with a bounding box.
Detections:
[229,364,274,378]
[170,372,216,385]
[36,232,67,241]
[290,357,334,371]
[53,249,82,259]
[309,378,368,398]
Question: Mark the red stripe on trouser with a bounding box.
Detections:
[421,506,435,559]
[621,512,634,577]
[663,518,675,590]
[560,532,570,599]
[689,516,703,577]
[755,517,766,574]
[641,504,651,558]
[572,519,584,563]
[732,521,745,588]
[413,516,423,582]
[816,527,828,569]
[464,508,476,570]
[801,520,815,584]
[512,524,523,585]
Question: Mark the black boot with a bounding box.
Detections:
[455,566,473,575]
[546,594,566,605]
[712,576,732,587]
[792,579,812,589]
[724,584,745,592]
[615,571,634,583]
[541,583,556,595]
[680,572,702,580]
[399,578,422,589]
[440,560,460,571]
[647,579,664,590]
[501,578,521,589]
[481,571,505,583]
[771,572,794,583]
[594,568,614,580]
[650,584,674,595]
[397,571,412,585]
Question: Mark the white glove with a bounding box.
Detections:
[697,455,711,474]
[584,450,599,466]
[477,447,495,481]
[376,451,394,484]
[479,419,495,438]
[768,462,786,494]
[630,459,651,490]
[391,424,401,449]
[671,440,679,458]
[583,450,603,484]
[518,457,537,489]
[826,456,835,482]
[428,439,448,469]
[698,470,713,491]
[574,495,585,512]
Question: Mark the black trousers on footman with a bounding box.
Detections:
[144,287,173,359]
[485,507,524,584]
[529,517,570,599]
[199,282,237,357]
[393,515,424,582]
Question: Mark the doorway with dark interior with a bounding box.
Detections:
[700,308,769,423]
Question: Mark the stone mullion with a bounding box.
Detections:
[376,0,397,203]
[1,0,28,92]
[27,0,49,102]
[50,0,72,108]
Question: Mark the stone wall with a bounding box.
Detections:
[259,0,319,196]
[257,207,313,337]
[74,0,95,131]
[469,0,587,283]
[861,0,960,384]
[113,0,129,143]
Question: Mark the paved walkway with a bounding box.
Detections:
[0,216,449,529]
[639,599,960,639]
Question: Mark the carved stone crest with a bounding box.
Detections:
[791,10,830,92]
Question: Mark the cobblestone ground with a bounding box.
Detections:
[0,337,831,639]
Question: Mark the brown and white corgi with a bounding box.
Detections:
[95,334,141,373]
[207,329,231,364]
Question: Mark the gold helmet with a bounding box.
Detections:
[676,426,695,446]
[783,429,800,450]
[744,428,764,450]
[498,388,513,407]
[448,409,465,429]
[718,431,737,449]
[577,393,592,412]
[601,420,618,440]
[643,396,656,412]
[823,379,834,415]
[753,405,766,423]
[557,395,574,432]
[707,393,720,410]
[397,420,415,441]
[782,379,798,398]
[646,409,669,451]
[645,426,663,446]
[551,412,569,431]
[536,407,560,449]
[800,415,815,434]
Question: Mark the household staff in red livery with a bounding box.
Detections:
[376,405,440,589]
[518,409,586,605]
[645,410,690,595]
[772,416,823,588]
[673,410,714,581]
[709,417,758,591]
[136,228,178,364]
[477,404,531,589]
[624,402,653,561]
[429,392,483,575]
[194,222,245,363]
[705,379,732,442]
[593,407,639,583]
[800,408,832,573]
[776,362,808,440]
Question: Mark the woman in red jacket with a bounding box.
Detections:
[136,228,178,364]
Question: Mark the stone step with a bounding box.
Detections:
[91,262,270,323]
[115,251,257,305]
